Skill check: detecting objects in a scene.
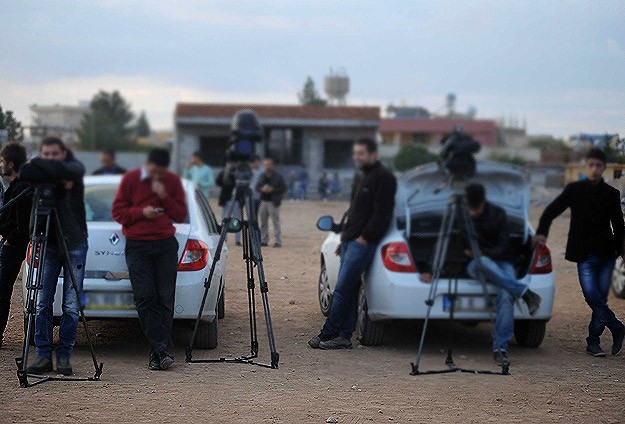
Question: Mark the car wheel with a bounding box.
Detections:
[318,259,332,317]
[218,284,225,320]
[612,257,625,299]
[514,320,547,348]
[357,285,385,346]
[194,314,218,350]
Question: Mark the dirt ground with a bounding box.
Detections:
[1,200,624,423]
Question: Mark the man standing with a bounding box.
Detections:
[27,137,88,376]
[249,154,263,214]
[0,142,31,348]
[309,138,397,350]
[112,148,188,370]
[93,148,126,175]
[256,158,286,248]
[215,161,242,245]
[535,148,625,357]
[184,151,214,198]
[296,163,309,201]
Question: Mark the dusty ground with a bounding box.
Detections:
[1,200,624,423]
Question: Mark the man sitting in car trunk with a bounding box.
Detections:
[420,183,542,365]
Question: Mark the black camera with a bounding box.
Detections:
[439,126,481,180]
[226,110,263,162]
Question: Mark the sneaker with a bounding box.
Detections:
[493,351,510,366]
[586,344,606,357]
[26,355,53,374]
[261,242,269,247]
[148,352,161,370]
[235,241,242,246]
[319,336,353,350]
[611,327,625,356]
[522,290,542,316]
[274,243,282,248]
[56,356,73,376]
[308,333,332,349]
[159,352,174,370]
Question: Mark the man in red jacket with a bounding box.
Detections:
[112,148,188,370]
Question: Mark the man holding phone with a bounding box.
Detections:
[112,149,188,370]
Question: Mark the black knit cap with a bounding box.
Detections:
[147,148,170,167]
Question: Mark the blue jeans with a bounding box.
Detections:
[35,241,88,359]
[467,257,528,352]
[577,255,624,346]
[297,182,308,200]
[322,240,377,340]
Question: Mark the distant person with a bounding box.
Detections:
[112,148,188,371]
[184,151,214,198]
[318,172,329,201]
[309,138,397,350]
[296,163,309,201]
[256,158,286,248]
[249,154,263,214]
[0,142,31,348]
[535,148,625,358]
[216,161,242,245]
[328,172,342,198]
[93,148,126,175]
[287,170,296,201]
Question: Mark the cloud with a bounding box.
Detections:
[607,38,625,59]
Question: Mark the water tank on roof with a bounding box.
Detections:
[324,68,350,105]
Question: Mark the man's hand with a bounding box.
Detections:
[464,249,474,259]
[143,206,163,219]
[152,180,167,199]
[63,180,74,190]
[420,272,432,283]
[261,184,273,194]
[533,234,547,246]
[356,236,368,245]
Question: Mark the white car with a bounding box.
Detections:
[317,161,556,347]
[23,175,232,349]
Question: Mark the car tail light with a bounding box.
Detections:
[529,244,552,274]
[381,242,416,273]
[178,239,209,271]
[26,243,39,268]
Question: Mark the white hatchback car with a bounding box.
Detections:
[317,161,556,347]
[23,175,230,349]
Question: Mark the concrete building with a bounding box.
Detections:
[174,103,379,195]
[29,102,89,148]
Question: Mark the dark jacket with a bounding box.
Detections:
[255,171,286,207]
[537,179,624,262]
[341,161,397,244]
[215,168,236,207]
[470,202,514,261]
[0,177,32,250]
[93,164,126,175]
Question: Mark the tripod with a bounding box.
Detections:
[186,163,279,369]
[410,182,509,376]
[15,184,103,387]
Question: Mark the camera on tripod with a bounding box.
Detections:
[226,110,263,162]
[439,126,481,181]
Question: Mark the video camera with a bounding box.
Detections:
[439,126,481,181]
[226,110,263,162]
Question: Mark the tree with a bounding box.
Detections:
[78,90,135,150]
[0,104,24,142]
[135,111,151,137]
[393,143,438,172]
[297,76,327,106]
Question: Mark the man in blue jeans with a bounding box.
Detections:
[536,147,625,357]
[26,137,88,376]
[309,138,397,350]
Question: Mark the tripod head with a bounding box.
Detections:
[33,183,57,208]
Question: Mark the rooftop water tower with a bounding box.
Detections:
[324,68,350,105]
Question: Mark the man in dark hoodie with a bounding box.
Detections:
[27,137,88,376]
[309,138,397,350]
[0,142,31,348]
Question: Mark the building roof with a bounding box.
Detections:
[379,117,496,134]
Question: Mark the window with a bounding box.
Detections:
[266,128,302,165]
[199,136,230,167]
[195,190,219,233]
[323,139,353,168]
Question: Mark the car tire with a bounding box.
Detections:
[194,315,218,350]
[514,320,547,348]
[318,259,332,317]
[357,285,385,346]
[611,257,625,299]
[218,285,225,320]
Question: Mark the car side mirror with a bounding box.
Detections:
[317,215,340,233]
[226,218,242,233]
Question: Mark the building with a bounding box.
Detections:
[29,102,89,148]
[174,103,380,187]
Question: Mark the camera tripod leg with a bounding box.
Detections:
[241,220,259,359]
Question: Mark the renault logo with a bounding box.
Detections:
[109,233,120,246]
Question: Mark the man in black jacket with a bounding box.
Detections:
[0,142,31,348]
[309,138,397,350]
[256,158,286,248]
[26,137,88,376]
[535,148,625,357]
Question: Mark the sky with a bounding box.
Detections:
[1,0,624,137]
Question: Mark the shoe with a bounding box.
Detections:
[612,327,625,356]
[522,290,542,316]
[493,351,510,366]
[159,352,174,370]
[26,355,53,374]
[235,241,242,246]
[586,344,606,357]
[308,333,332,349]
[149,352,161,370]
[274,243,282,248]
[261,242,269,247]
[56,356,73,376]
[319,337,353,350]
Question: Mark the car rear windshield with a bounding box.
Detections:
[84,184,190,224]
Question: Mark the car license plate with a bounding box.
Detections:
[443,294,497,312]
[84,292,135,311]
